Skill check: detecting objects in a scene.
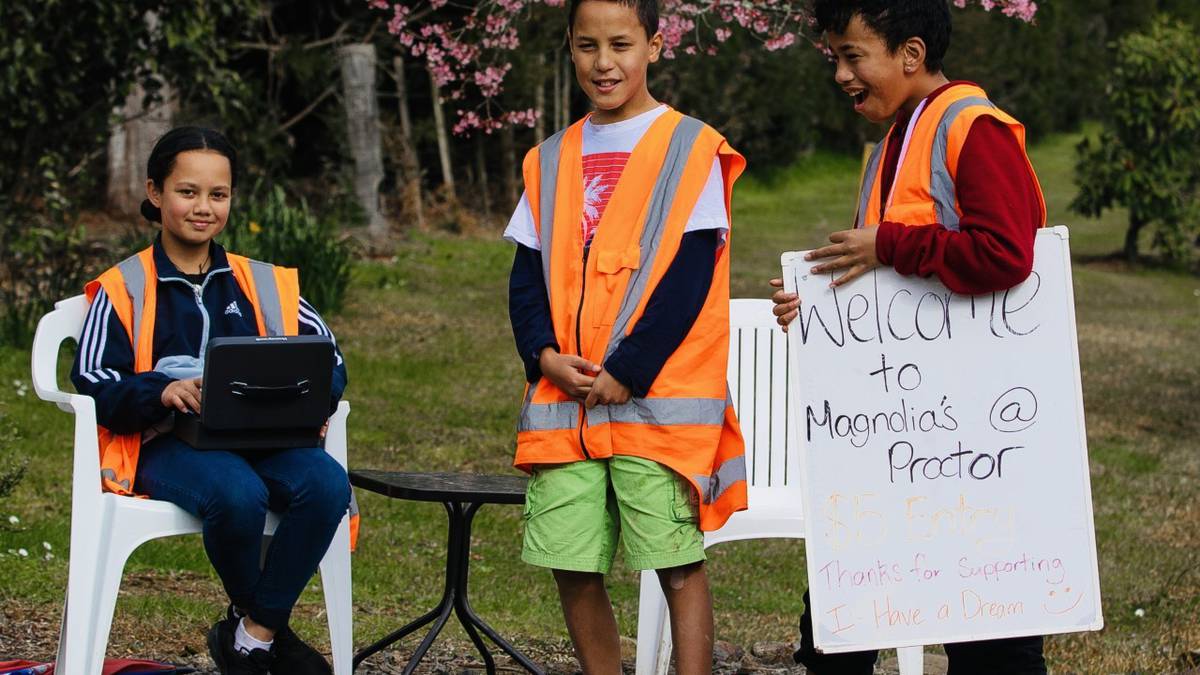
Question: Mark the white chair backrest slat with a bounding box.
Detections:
[728,299,803,512]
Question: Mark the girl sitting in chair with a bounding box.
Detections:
[71,126,350,675]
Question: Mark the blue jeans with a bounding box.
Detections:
[136,435,351,630]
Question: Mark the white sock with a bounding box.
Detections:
[234,617,274,655]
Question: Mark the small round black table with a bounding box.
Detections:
[348,470,543,675]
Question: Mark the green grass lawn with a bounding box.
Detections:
[1,131,1197,671]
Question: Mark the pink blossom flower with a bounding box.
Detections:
[367,0,1037,135]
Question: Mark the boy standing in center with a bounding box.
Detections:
[505,0,748,671]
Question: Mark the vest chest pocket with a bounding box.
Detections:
[591,245,641,328]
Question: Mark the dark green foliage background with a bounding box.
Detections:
[222,183,358,314]
[1071,17,1200,263]
[1,0,1197,345]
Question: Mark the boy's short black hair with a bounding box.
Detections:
[812,0,951,73]
[568,0,659,40]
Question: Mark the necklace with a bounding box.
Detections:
[196,248,212,275]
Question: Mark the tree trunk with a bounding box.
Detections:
[337,43,388,240]
[501,123,518,211]
[535,54,546,144]
[552,53,561,133]
[429,66,456,199]
[393,56,425,229]
[107,83,175,216]
[106,13,175,216]
[475,135,491,216]
[1125,212,1146,263]
[560,51,571,127]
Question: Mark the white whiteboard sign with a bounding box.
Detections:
[782,227,1102,652]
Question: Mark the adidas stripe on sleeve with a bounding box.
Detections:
[77,288,124,383]
[298,297,343,366]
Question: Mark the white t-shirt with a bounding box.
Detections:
[503,104,728,251]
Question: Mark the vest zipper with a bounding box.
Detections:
[575,246,591,460]
[191,283,210,356]
[159,267,231,359]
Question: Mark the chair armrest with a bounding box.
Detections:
[36,387,76,413]
[57,394,103,495]
[30,353,77,413]
[324,400,350,469]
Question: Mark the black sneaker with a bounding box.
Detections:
[271,625,332,675]
[225,605,331,675]
[207,616,273,675]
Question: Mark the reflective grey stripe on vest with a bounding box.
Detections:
[693,455,746,504]
[586,395,726,428]
[856,140,886,228]
[537,129,568,301]
[518,380,581,432]
[100,468,131,491]
[930,96,994,231]
[605,115,706,359]
[247,259,286,336]
[117,253,147,347]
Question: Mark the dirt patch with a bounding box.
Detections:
[1151,500,1200,550]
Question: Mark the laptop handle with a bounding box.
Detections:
[229,379,311,401]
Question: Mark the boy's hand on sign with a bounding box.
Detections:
[162,377,202,414]
[807,228,880,288]
[768,278,801,332]
[539,348,599,399]
[584,370,632,409]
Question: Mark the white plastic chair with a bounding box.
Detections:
[31,294,354,675]
[634,299,923,675]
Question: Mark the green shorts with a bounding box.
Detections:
[521,455,705,574]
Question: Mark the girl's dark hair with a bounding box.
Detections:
[812,0,952,73]
[140,126,238,223]
[568,0,659,39]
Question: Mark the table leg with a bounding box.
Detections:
[452,502,497,673]
[454,502,544,675]
[456,608,497,673]
[353,499,544,675]
[461,603,545,675]
[351,605,442,669]
[352,501,465,672]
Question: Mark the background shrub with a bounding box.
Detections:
[222,184,357,314]
[0,176,102,347]
[1071,15,1200,264]
[0,406,26,515]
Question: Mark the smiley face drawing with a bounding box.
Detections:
[1042,584,1085,615]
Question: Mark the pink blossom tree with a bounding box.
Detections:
[370,0,1038,134]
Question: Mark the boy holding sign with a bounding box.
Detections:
[769,0,1048,672]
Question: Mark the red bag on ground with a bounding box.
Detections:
[0,658,195,674]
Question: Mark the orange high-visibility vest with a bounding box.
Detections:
[85,246,360,547]
[515,109,748,531]
[856,83,1047,230]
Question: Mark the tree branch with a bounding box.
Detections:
[276,84,337,134]
[304,21,352,51]
[233,41,283,52]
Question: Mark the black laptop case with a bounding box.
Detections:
[173,335,334,450]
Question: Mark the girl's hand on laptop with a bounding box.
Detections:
[539,348,599,399]
[584,370,631,409]
[162,377,203,414]
[768,278,800,332]
[806,228,880,288]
